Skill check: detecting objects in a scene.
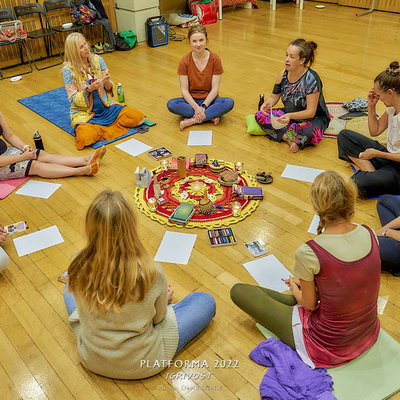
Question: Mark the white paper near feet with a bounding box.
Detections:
[281,164,324,183]
[188,131,212,146]
[154,231,197,265]
[243,254,292,292]
[115,138,152,156]
[16,180,61,199]
[13,225,64,256]
[308,215,320,235]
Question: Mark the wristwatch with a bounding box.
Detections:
[201,103,208,110]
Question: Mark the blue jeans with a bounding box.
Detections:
[377,195,400,275]
[167,97,234,120]
[63,283,77,316]
[172,292,216,354]
[63,287,216,354]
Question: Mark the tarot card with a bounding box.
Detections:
[147,147,172,160]
[245,240,268,257]
[4,221,29,236]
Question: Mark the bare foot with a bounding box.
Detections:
[349,162,360,172]
[179,117,197,131]
[211,117,220,126]
[290,142,300,153]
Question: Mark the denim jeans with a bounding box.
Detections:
[167,97,234,120]
[172,292,216,354]
[63,287,216,354]
[63,283,76,316]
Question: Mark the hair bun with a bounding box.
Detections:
[308,41,317,51]
[387,61,400,76]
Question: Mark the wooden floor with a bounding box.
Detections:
[1,2,400,399]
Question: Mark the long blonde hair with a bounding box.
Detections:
[311,171,357,234]
[68,190,157,313]
[63,32,101,83]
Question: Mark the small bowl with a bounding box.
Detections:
[62,22,73,29]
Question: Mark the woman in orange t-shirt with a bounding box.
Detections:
[167,25,234,130]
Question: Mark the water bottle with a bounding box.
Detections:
[258,94,265,111]
[33,130,44,150]
[117,83,125,103]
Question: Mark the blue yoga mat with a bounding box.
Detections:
[18,87,154,149]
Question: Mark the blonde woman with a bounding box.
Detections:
[62,33,145,149]
[231,171,380,368]
[167,25,234,130]
[63,190,216,379]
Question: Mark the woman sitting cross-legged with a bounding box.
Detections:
[376,194,400,276]
[231,171,380,368]
[62,32,145,149]
[0,111,103,179]
[337,61,400,198]
[63,190,216,379]
[256,38,330,152]
[167,25,234,131]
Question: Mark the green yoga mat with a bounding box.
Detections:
[257,324,400,400]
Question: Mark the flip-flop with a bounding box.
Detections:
[90,145,106,166]
[256,172,273,184]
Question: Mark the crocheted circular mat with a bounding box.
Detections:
[134,161,261,228]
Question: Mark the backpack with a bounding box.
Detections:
[114,31,137,51]
[71,2,97,25]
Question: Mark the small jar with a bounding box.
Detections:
[234,161,244,173]
[161,159,169,171]
[148,197,158,212]
[231,201,242,217]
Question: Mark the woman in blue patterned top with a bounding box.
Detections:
[256,39,330,152]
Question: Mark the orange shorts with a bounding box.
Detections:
[75,106,145,149]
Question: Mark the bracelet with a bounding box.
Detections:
[85,87,91,96]
[201,103,208,110]
[23,145,30,151]
[383,228,389,237]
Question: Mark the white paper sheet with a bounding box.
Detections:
[308,215,320,235]
[13,225,64,257]
[281,164,324,183]
[15,180,61,199]
[115,138,152,156]
[377,295,389,315]
[243,254,292,292]
[188,130,212,146]
[154,231,197,265]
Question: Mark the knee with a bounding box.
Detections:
[166,99,175,112]
[226,98,234,111]
[230,283,246,303]
[0,248,9,273]
[196,292,216,317]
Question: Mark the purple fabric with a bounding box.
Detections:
[249,338,337,400]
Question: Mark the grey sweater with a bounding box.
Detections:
[68,263,179,379]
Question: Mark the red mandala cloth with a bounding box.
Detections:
[134,161,261,229]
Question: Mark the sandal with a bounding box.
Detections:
[256,172,273,184]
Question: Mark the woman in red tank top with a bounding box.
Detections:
[231,171,380,368]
